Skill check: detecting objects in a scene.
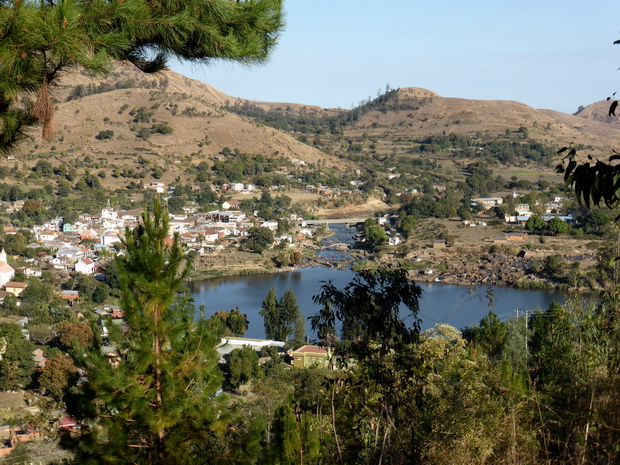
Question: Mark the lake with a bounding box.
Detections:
[187,267,569,340]
[188,224,571,339]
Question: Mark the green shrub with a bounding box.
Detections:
[95,130,114,140]
[151,124,173,134]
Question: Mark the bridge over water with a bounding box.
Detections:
[301,218,367,226]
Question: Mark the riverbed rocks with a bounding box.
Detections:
[413,252,536,286]
[405,248,599,289]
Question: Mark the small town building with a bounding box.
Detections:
[291,345,330,368]
[0,249,15,287]
[4,281,27,297]
[216,337,285,363]
[222,200,241,210]
[75,258,95,274]
[471,197,503,209]
[504,232,528,241]
[61,290,79,304]
[32,349,46,368]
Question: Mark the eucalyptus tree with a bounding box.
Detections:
[260,287,305,348]
[311,267,423,463]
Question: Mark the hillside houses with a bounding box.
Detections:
[2,200,320,284]
[504,195,569,225]
[222,200,241,210]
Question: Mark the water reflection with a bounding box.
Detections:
[189,266,569,340]
[188,223,572,339]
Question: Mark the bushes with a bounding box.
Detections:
[95,130,114,140]
[151,123,173,134]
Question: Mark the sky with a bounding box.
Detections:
[171,0,620,115]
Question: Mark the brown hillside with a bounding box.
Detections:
[21,63,339,169]
[344,88,620,155]
[8,66,620,194]
[25,69,620,161]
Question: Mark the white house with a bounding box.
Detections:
[222,200,241,210]
[51,257,71,270]
[101,233,122,247]
[261,220,278,231]
[57,247,87,262]
[101,206,117,219]
[202,228,220,243]
[0,249,14,287]
[37,230,58,242]
[75,258,95,274]
[471,197,503,209]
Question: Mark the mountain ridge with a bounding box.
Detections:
[6,62,620,193]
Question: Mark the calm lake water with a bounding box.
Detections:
[187,267,569,340]
[188,224,570,340]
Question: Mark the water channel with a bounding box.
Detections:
[188,225,570,340]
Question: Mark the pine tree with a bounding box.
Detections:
[0,0,284,150]
[68,199,224,464]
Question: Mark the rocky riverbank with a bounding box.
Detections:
[412,252,544,287]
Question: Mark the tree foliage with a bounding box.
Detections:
[68,200,224,464]
[0,0,284,151]
[309,268,424,462]
[0,323,35,390]
[526,215,545,233]
[209,308,249,337]
[245,226,274,252]
[462,309,507,360]
[547,216,569,235]
[38,354,77,400]
[224,345,262,390]
[259,287,305,348]
[311,267,422,359]
[57,321,94,350]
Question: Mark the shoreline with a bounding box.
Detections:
[189,251,599,295]
[189,223,602,294]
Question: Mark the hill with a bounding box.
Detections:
[336,87,620,156]
[10,63,343,191]
[6,63,620,195]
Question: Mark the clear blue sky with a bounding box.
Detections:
[171,0,619,114]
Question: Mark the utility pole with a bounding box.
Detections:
[516,307,528,367]
[525,310,528,367]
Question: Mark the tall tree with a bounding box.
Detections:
[260,287,279,339]
[311,268,422,358]
[259,287,305,347]
[0,323,35,390]
[68,199,224,464]
[279,289,305,349]
[0,0,284,151]
[311,268,423,462]
[462,309,508,360]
